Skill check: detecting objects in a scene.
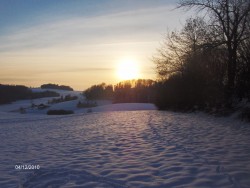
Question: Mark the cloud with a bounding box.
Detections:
[48,67,114,73]
[0,4,188,53]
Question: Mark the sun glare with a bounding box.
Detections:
[117,58,140,81]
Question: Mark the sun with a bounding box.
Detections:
[117,58,140,80]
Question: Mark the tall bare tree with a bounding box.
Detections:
[178,0,250,103]
[153,17,210,80]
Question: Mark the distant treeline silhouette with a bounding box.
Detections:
[84,79,156,103]
[84,83,113,100]
[113,79,156,103]
[41,83,73,91]
[0,84,59,104]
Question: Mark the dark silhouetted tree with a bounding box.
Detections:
[153,17,228,110]
[153,17,211,80]
[84,83,114,100]
[178,0,250,104]
[114,79,156,103]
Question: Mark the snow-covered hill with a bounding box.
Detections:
[0,88,157,116]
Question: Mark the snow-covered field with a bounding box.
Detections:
[0,88,249,187]
[0,109,250,188]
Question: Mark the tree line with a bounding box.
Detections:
[153,0,250,111]
[84,79,156,103]
[0,84,59,104]
[41,83,73,91]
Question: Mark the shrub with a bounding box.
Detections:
[47,109,74,115]
[77,101,97,108]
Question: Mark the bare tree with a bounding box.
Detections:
[153,17,210,79]
[178,0,250,103]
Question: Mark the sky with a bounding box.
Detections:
[0,0,192,90]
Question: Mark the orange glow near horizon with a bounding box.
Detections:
[0,2,190,90]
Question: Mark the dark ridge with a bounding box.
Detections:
[41,83,73,91]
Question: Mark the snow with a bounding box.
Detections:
[0,110,250,188]
[0,88,156,115]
